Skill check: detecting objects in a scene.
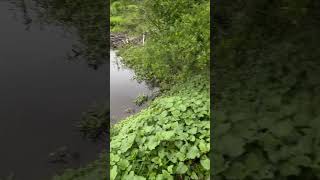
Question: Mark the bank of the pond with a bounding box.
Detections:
[108,0,210,178]
[111,33,144,49]
[110,50,157,125]
[110,75,210,179]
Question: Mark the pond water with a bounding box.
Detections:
[110,50,156,125]
[0,1,107,179]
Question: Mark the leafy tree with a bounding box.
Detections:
[118,0,210,85]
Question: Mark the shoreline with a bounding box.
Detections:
[110,32,144,49]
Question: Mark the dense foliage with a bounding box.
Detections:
[213,0,320,179]
[110,76,210,179]
[116,0,210,84]
[110,0,145,35]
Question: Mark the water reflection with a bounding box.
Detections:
[7,0,108,69]
[0,0,107,179]
[110,50,157,125]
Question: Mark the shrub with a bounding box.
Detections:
[119,0,210,84]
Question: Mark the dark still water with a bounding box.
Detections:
[0,1,107,179]
[110,50,156,125]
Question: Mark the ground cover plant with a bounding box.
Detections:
[110,76,210,179]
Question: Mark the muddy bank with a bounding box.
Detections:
[110,50,159,125]
[110,33,145,49]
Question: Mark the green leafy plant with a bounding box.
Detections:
[133,93,148,106]
[110,76,210,179]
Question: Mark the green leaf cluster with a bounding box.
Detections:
[133,93,148,106]
[111,76,210,179]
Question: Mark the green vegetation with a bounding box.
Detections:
[26,0,209,178]
[110,0,145,35]
[133,93,148,106]
[117,0,210,85]
[213,0,320,179]
[111,76,209,179]
[109,0,210,178]
[110,0,210,179]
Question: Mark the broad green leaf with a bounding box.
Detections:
[167,165,174,174]
[121,133,136,153]
[147,136,160,150]
[200,156,210,170]
[198,140,209,153]
[188,127,197,135]
[176,162,188,174]
[118,159,129,170]
[110,166,117,180]
[161,130,175,140]
[191,172,199,179]
[186,146,200,159]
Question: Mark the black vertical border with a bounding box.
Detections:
[210,0,214,178]
[106,0,110,178]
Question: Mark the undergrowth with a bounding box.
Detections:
[110,76,210,179]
